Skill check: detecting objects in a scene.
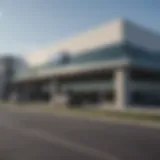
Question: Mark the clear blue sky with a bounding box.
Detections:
[0,0,160,55]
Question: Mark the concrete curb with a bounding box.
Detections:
[4,105,160,130]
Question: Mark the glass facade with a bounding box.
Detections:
[125,43,160,63]
[130,68,160,106]
[62,81,113,92]
[69,44,127,64]
[130,68,160,82]
[13,42,160,82]
[0,56,28,99]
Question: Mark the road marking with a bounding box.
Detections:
[2,124,119,160]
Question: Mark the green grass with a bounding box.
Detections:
[25,105,160,122]
[2,102,160,123]
[64,108,160,122]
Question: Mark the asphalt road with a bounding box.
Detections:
[0,107,160,160]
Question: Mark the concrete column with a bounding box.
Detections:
[9,87,24,102]
[114,68,130,109]
[9,91,18,102]
[49,80,58,104]
[49,80,59,94]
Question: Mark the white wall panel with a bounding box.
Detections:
[23,18,160,67]
[23,19,124,66]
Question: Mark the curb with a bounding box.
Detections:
[5,105,160,130]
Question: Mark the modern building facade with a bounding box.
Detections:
[0,55,28,100]
[10,19,160,109]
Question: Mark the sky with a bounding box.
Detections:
[0,0,160,56]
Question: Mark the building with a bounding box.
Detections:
[10,19,160,109]
[0,55,28,100]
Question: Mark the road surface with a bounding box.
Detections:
[0,106,160,160]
